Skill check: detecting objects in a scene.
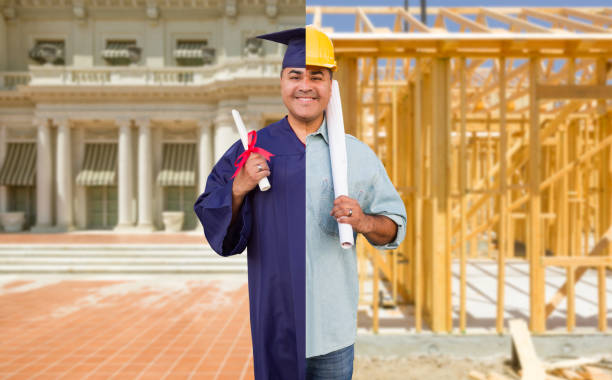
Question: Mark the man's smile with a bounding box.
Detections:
[295,95,319,103]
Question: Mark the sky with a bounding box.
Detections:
[306,0,611,33]
[306,0,611,6]
[305,0,610,74]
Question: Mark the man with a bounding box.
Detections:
[195,26,406,380]
[304,27,407,380]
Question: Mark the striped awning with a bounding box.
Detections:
[0,143,36,186]
[101,41,138,59]
[76,143,117,186]
[173,41,207,59]
[157,143,196,187]
[29,42,64,63]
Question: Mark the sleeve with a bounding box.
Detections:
[363,156,407,251]
[193,140,252,256]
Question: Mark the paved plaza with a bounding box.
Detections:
[0,275,253,380]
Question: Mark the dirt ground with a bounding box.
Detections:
[353,355,509,380]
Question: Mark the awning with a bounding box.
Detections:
[30,42,64,64]
[173,41,207,59]
[157,143,196,187]
[101,41,137,59]
[0,143,36,186]
[76,143,117,186]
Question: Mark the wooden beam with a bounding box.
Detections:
[427,57,452,332]
[480,8,552,33]
[459,57,468,332]
[397,9,432,33]
[497,56,508,334]
[440,8,492,33]
[545,224,612,316]
[413,59,424,333]
[528,57,545,333]
[521,8,612,33]
[542,256,612,267]
[509,319,547,380]
[357,7,376,33]
[312,6,322,28]
[560,7,612,26]
[536,84,612,100]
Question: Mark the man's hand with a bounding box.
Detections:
[330,195,371,234]
[232,153,271,197]
[230,153,270,225]
[330,195,398,246]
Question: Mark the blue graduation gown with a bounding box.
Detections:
[194,116,305,380]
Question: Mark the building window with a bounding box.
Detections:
[157,142,197,230]
[0,143,37,230]
[87,186,118,229]
[174,40,215,66]
[164,186,197,230]
[8,186,36,229]
[29,40,65,65]
[101,40,142,66]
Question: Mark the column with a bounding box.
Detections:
[115,119,133,230]
[213,113,239,163]
[55,119,74,230]
[0,125,7,213]
[74,127,87,229]
[424,58,452,332]
[34,120,53,230]
[137,119,154,231]
[197,120,214,196]
[0,16,7,71]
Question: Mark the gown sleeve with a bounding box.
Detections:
[194,140,252,256]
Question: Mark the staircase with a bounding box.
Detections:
[0,244,247,274]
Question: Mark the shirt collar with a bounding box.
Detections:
[309,116,328,145]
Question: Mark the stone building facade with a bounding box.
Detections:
[0,0,303,232]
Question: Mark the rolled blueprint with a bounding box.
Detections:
[327,80,354,249]
[231,109,271,192]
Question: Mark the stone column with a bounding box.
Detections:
[115,119,133,230]
[197,120,214,196]
[214,113,239,163]
[0,125,7,213]
[137,119,154,231]
[33,119,53,230]
[0,16,7,71]
[55,119,74,230]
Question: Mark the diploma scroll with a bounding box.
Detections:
[231,109,271,192]
[327,80,354,249]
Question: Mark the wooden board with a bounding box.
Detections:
[509,319,547,380]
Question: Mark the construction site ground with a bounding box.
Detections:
[1,233,610,379]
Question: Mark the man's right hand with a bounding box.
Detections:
[232,152,271,197]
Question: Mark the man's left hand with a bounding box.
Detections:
[330,195,372,234]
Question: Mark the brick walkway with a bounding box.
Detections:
[0,277,253,380]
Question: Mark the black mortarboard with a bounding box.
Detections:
[256,28,305,69]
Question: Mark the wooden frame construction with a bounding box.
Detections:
[307,6,612,334]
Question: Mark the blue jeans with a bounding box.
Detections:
[306,344,354,380]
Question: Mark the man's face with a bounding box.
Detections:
[281,66,332,124]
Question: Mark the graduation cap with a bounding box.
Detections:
[257,28,305,69]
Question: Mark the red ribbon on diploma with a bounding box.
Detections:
[231,130,274,179]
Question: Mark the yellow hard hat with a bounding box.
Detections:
[306,25,337,72]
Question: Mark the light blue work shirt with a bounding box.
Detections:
[305,117,407,358]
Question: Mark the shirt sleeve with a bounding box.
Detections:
[194,140,252,256]
[363,157,407,251]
